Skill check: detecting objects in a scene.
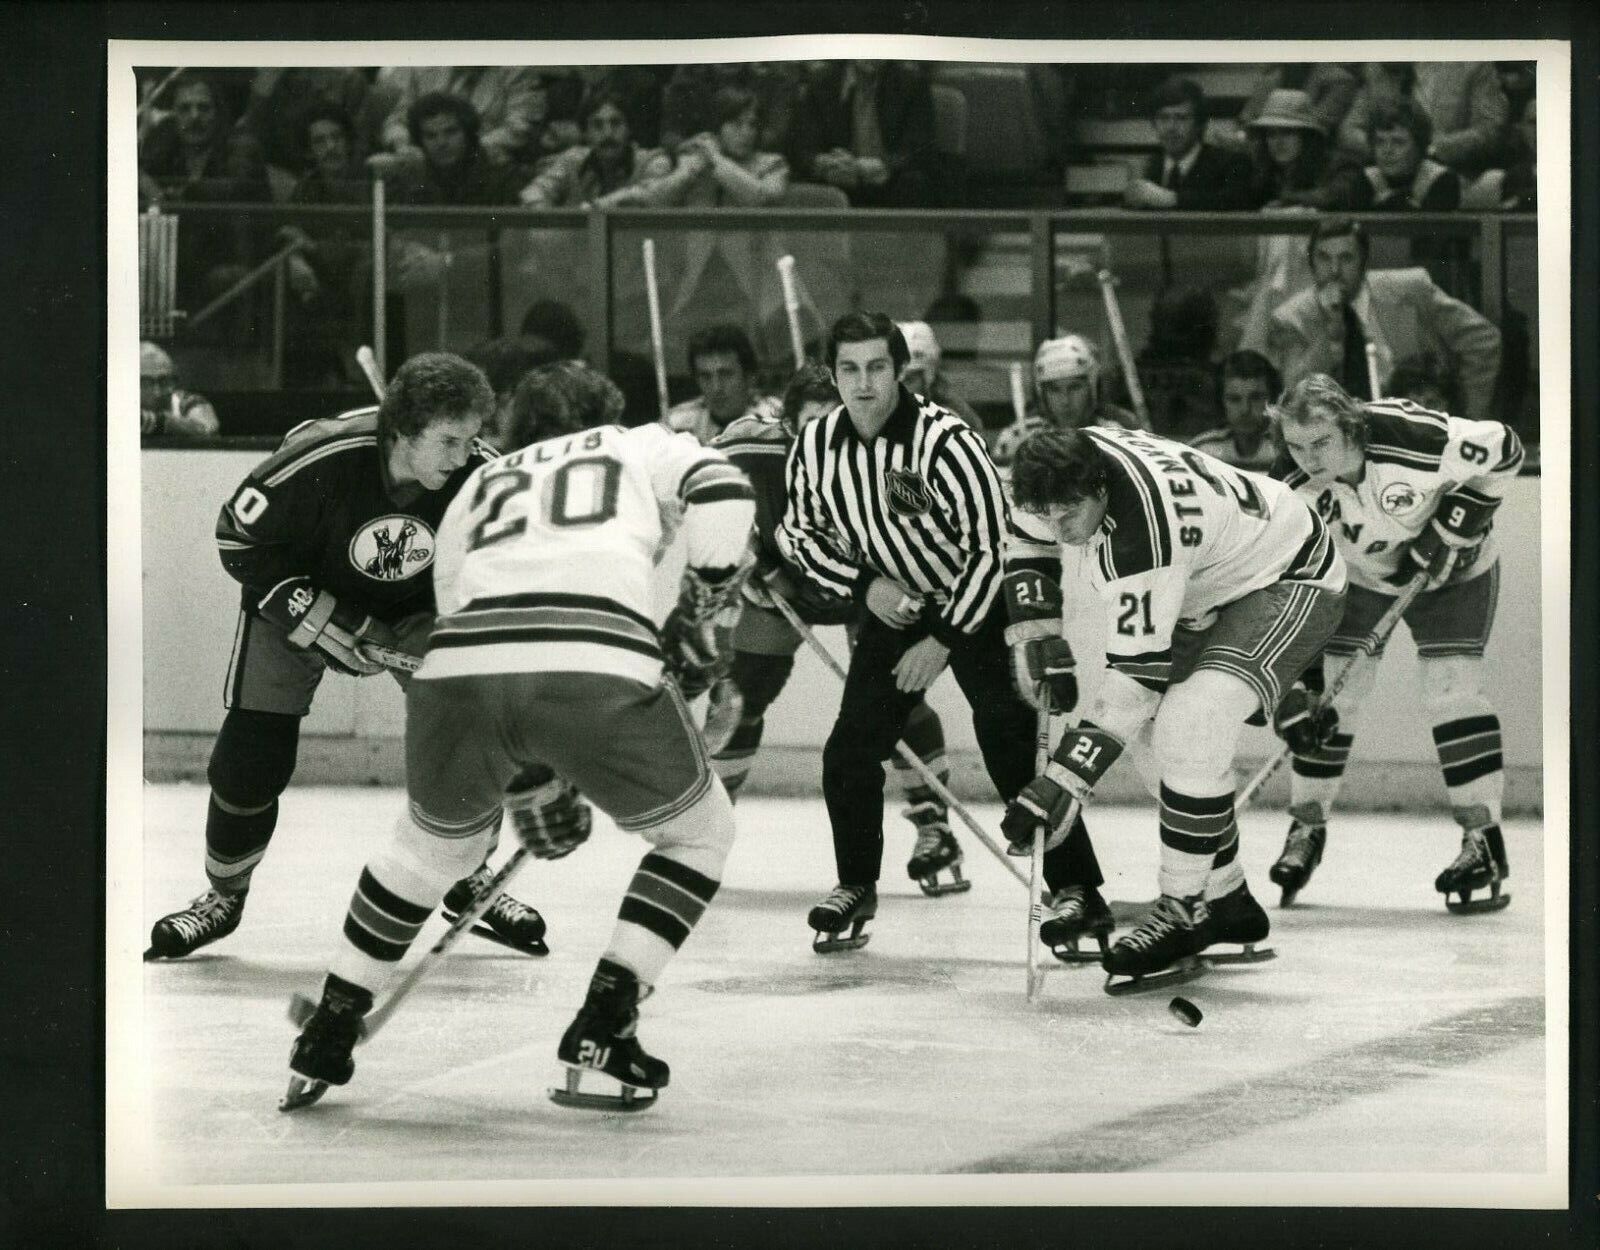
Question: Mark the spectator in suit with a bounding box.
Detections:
[518,90,672,208]
[1347,98,1463,210]
[790,60,937,207]
[1244,89,1363,211]
[372,66,541,171]
[140,341,219,437]
[1121,78,1253,211]
[389,93,526,206]
[1266,216,1501,418]
[649,86,790,207]
[1189,350,1281,472]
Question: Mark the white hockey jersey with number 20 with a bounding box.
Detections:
[419,422,754,686]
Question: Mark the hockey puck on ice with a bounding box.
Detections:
[1168,996,1202,1028]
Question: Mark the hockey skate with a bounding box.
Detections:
[279,974,373,1112]
[1040,885,1114,964]
[1199,882,1276,965]
[549,960,667,1113]
[1268,813,1326,907]
[1102,894,1209,996]
[442,865,550,956]
[144,888,246,960]
[807,883,878,953]
[1435,825,1511,914]
[904,805,971,897]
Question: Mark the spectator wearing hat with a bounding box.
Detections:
[518,90,673,209]
[140,342,220,438]
[1266,216,1501,419]
[1122,78,1253,211]
[1240,63,1359,139]
[1347,98,1462,211]
[1245,88,1362,211]
[897,321,980,428]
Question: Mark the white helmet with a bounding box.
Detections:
[141,340,176,378]
[896,320,941,380]
[1033,334,1100,386]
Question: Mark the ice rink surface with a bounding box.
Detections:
[125,784,1552,1199]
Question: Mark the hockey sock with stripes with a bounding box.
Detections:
[1158,783,1232,901]
[1433,713,1505,828]
[893,700,950,811]
[605,851,722,987]
[1205,814,1246,901]
[203,792,278,895]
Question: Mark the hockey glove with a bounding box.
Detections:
[1000,722,1123,853]
[505,769,592,861]
[662,609,730,700]
[1002,569,1076,710]
[1272,682,1339,755]
[258,577,394,676]
[1399,488,1499,589]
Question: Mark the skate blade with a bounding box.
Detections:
[286,992,369,1041]
[811,930,872,954]
[447,916,550,957]
[1445,889,1511,914]
[1102,957,1206,997]
[916,871,973,898]
[547,1066,658,1113]
[278,1075,330,1112]
[1049,932,1112,965]
[1203,943,1277,966]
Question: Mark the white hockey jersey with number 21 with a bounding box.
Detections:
[419,423,754,686]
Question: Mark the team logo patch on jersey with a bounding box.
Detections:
[1379,481,1423,516]
[349,515,435,581]
[885,468,932,516]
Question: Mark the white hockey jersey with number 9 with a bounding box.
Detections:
[1280,399,1524,592]
[1079,426,1344,695]
[419,422,754,685]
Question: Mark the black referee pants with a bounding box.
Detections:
[821,604,1102,891]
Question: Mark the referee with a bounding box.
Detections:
[777,312,1103,948]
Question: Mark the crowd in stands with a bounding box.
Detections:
[134,60,1540,447]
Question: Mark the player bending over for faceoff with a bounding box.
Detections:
[1002,425,1347,992]
[283,361,756,1112]
[145,353,548,962]
[1270,374,1524,912]
[709,363,967,896]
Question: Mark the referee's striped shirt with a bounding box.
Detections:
[777,386,1010,647]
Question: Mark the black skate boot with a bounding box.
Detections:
[443,864,549,955]
[1435,825,1511,914]
[808,883,878,953]
[1039,885,1114,964]
[550,959,668,1112]
[1200,882,1277,965]
[144,888,246,960]
[1102,894,1209,996]
[1268,808,1326,906]
[904,802,971,897]
[280,974,373,1111]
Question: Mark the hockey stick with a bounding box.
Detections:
[776,255,806,368]
[289,846,535,1044]
[1364,341,1383,401]
[1024,694,1057,1001]
[643,238,671,422]
[1235,572,1428,810]
[360,641,421,673]
[1095,268,1151,430]
[356,345,385,400]
[766,590,1029,888]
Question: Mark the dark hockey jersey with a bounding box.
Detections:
[214,406,497,624]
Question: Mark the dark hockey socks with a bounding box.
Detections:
[203,792,279,895]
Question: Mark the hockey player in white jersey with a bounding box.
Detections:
[282,363,756,1112]
[1270,373,1524,912]
[1000,424,1347,990]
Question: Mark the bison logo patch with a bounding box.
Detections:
[349,515,435,581]
[1378,481,1422,516]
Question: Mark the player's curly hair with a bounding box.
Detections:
[780,363,839,429]
[1266,373,1370,455]
[379,352,495,442]
[406,92,482,152]
[506,361,626,448]
[1009,427,1112,511]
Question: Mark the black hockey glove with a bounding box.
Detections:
[1000,723,1123,853]
[505,769,592,861]
[1002,569,1077,711]
[257,577,396,676]
[662,609,729,700]
[1272,683,1339,756]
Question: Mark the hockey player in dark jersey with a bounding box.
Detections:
[145,352,547,961]
[709,364,970,897]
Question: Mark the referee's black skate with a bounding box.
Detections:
[1040,885,1114,964]
[144,888,246,960]
[904,803,971,897]
[1436,825,1511,914]
[442,865,550,955]
[280,974,373,1112]
[808,883,878,953]
[550,959,667,1113]
[1102,894,1208,996]
[1268,812,1326,907]
[1200,881,1277,965]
